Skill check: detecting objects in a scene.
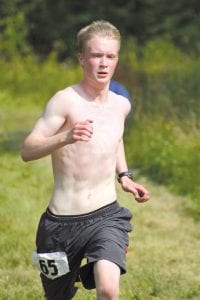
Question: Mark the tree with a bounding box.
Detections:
[0,0,199,59]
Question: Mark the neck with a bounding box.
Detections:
[80,79,110,104]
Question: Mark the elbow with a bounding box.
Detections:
[20,147,31,162]
[20,135,38,162]
[20,140,34,162]
[21,155,29,163]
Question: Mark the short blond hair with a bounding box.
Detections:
[77,20,121,53]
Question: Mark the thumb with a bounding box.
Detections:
[131,187,140,200]
[122,182,140,199]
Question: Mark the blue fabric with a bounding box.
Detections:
[109,80,131,101]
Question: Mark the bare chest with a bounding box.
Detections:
[53,99,125,180]
[75,103,124,152]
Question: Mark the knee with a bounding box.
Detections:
[96,283,119,300]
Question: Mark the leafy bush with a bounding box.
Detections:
[0,54,82,110]
[121,38,200,127]
[119,39,200,218]
[125,118,200,219]
[0,12,31,60]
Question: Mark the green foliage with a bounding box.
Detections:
[126,119,200,219]
[121,38,200,126]
[125,120,200,219]
[1,0,199,59]
[120,38,200,218]
[0,54,82,111]
[0,12,31,59]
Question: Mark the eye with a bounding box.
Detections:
[91,53,102,58]
[107,54,116,59]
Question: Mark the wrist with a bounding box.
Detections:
[117,171,133,183]
[60,130,72,145]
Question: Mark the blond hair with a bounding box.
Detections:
[77,20,121,53]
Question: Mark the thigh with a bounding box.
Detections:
[80,205,132,290]
[94,260,120,292]
[40,267,79,300]
[34,212,84,299]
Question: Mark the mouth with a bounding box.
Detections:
[97,71,108,77]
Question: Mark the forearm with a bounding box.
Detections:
[116,139,134,183]
[21,131,69,161]
[116,138,128,175]
[116,139,150,202]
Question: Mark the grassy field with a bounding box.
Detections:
[0,53,199,299]
[0,153,199,299]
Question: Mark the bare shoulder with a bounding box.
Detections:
[109,91,131,117]
[44,86,75,116]
[49,86,74,105]
[28,86,77,136]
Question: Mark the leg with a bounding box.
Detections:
[94,259,120,300]
[40,267,79,300]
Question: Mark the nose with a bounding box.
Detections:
[100,56,108,67]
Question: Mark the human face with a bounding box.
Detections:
[78,36,119,86]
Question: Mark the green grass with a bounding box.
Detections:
[0,153,199,299]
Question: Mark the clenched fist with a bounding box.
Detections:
[69,119,93,143]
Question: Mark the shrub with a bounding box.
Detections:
[125,118,200,219]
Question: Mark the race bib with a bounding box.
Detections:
[32,251,70,280]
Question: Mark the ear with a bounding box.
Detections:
[78,53,84,66]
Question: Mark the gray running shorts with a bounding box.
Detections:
[34,201,133,300]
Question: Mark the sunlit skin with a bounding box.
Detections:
[21,36,149,215]
[21,34,150,300]
[78,37,119,91]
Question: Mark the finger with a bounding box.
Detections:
[133,189,148,202]
[141,191,150,200]
[136,187,150,200]
[73,127,93,139]
[73,134,91,142]
[130,187,140,200]
[74,128,93,137]
[137,193,150,203]
[74,125,93,134]
[86,119,94,123]
[76,120,93,125]
[135,197,142,202]
[135,196,146,203]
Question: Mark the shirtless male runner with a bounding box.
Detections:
[21,20,150,300]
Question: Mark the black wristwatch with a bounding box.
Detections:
[117,171,133,183]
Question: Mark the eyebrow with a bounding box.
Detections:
[90,52,117,57]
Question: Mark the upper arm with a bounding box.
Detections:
[119,96,132,119]
[30,91,68,137]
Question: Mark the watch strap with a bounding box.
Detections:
[117,171,133,183]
